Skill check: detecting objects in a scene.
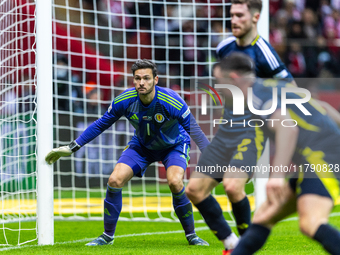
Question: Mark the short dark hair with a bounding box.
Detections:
[231,0,262,13]
[131,59,158,78]
[219,53,255,74]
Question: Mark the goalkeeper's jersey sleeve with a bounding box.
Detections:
[76,86,209,151]
[75,88,130,146]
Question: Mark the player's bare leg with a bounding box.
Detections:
[86,163,134,246]
[297,194,332,237]
[223,175,247,203]
[186,172,219,204]
[232,182,297,255]
[166,166,209,246]
[166,165,186,193]
[296,194,340,254]
[244,191,340,255]
[108,163,134,188]
[186,172,238,252]
[223,170,250,235]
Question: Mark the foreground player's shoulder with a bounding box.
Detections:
[253,79,291,102]
[216,36,237,58]
[157,86,186,111]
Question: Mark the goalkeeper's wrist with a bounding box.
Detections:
[68,140,81,152]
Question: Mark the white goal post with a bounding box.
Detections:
[36,0,53,245]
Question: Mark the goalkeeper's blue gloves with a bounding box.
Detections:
[45,141,81,165]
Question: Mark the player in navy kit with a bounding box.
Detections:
[186,1,293,253]
[45,59,209,246]
[218,53,340,255]
[187,1,340,254]
[216,0,293,81]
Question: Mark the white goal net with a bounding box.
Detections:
[51,0,256,221]
[1,0,261,246]
[0,0,37,245]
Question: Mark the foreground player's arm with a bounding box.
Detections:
[267,110,299,177]
[45,100,124,165]
[266,110,299,203]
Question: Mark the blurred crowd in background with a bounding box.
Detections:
[52,0,340,114]
[48,0,340,176]
[270,0,340,80]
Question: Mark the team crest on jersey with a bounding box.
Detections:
[154,113,164,123]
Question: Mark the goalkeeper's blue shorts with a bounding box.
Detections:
[117,137,190,177]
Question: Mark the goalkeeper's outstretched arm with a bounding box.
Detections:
[44,113,112,165]
[45,103,122,165]
[44,115,110,165]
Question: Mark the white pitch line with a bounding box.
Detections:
[0,226,209,252]
[1,212,340,252]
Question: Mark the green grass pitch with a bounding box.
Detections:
[1,206,340,255]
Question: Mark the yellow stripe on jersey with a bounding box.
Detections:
[158,91,183,107]
[295,170,304,196]
[115,90,137,101]
[293,93,326,115]
[251,34,260,46]
[157,96,182,110]
[288,109,320,132]
[302,146,340,201]
[114,90,138,104]
[309,98,327,115]
[114,94,138,104]
[255,125,264,161]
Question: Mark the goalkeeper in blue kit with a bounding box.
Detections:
[45,59,210,246]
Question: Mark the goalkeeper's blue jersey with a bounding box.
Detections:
[75,86,209,151]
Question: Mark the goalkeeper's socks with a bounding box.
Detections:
[194,195,232,240]
[232,224,270,255]
[313,224,340,255]
[231,196,251,236]
[104,184,123,237]
[172,187,195,235]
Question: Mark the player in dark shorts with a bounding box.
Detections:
[219,53,340,255]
